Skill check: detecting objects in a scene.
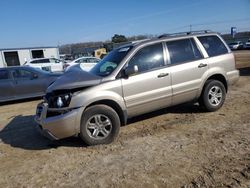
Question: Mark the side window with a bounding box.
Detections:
[128,43,165,73]
[167,38,203,65]
[41,59,50,64]
[198,35,228,57]
[30,60,38,64]
[13,69,33,79]
[0,70,9,80]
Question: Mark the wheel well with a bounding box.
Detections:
[206,74,228,92]
[86,100,126,126]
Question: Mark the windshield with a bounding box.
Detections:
[90,46,132,77]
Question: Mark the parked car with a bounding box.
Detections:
[0,66,61,102]
[64,57,100,71]
[35,31,239,146]
[244,39,250,49]
[25,58,64,72]
[228,41,244,50]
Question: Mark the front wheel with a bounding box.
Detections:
[199,80,226,112]
[80,105,120,146]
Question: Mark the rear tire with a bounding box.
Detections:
[199,80,226,112]
[80,105,120,146]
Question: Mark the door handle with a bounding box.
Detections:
[157,73,169,78]
[198,63,207,68]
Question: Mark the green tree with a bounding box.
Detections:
[111,34,128,43]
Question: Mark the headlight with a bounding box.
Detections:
[55,93,71,108]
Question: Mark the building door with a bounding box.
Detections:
[4,51,20,66]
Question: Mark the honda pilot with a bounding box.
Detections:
[35,31,239,145]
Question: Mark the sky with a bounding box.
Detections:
[0,0,249,48]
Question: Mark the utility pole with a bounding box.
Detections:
[189,24,192,32]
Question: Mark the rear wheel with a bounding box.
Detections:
[80,105,120,146]
[199,80,226,112]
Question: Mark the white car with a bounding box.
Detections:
[245,39,250,49]
[64,57,100,71]
[25,58,64,72]
[228,41,244,50]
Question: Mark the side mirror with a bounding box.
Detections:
[124,65,138,76]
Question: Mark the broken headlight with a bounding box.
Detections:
[45,92,72,108]
[55,93,71,108]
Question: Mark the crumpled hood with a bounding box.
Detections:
[47,64,102,92]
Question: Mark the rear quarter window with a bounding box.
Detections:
[198,35,228,57]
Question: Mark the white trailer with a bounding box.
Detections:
[0,47,59,67]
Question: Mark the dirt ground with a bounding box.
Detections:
[0,51,250,188]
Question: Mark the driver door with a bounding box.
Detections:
[121,43,172,117]
[12,68,45,98]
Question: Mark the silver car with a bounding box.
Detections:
[35,31,239,145]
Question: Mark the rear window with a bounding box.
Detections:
[198,35,228,57]
[0,70,9,80]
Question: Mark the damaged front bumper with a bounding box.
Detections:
[34,102,83,140]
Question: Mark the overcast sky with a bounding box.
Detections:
[0,0,249,48]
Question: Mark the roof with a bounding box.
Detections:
[0,46,58,51]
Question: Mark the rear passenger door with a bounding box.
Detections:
[0,69,15,101]
[165,38,208,105]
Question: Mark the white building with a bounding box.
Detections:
[0,46,59,67]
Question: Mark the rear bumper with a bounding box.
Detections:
[227,70,240,85]
[34,102,83,140]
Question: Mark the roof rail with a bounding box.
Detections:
[158,30,212,39]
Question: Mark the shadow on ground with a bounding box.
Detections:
[0,115,85,150]
[128,102,202,124]
[239,67,250,76]
[1,103,202,150]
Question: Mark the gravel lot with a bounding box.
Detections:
[0,51,250,187]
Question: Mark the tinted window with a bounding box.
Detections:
[90,46,132,77]
[13,69,33,79]
[167,38,203,64]
[30,59,50,64]
[198,35,228,57]
[0,70,9,80]
[128,43,164,73]
[39,59,50,63]
[30,60,38,64]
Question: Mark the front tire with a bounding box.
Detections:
[199,80,226,112]
[80,105,120,146]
